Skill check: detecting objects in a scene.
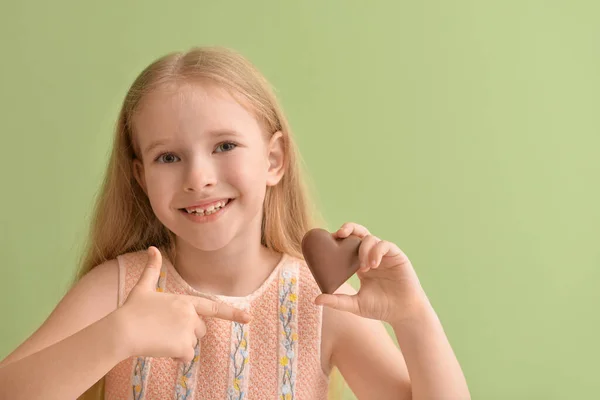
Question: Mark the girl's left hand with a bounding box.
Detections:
[315,222,430,323]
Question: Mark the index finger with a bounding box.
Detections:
[190,296,252,324]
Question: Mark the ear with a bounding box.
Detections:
[132,158,148,194]
[266,131,285,187]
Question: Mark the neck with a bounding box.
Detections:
[173,232,282,298]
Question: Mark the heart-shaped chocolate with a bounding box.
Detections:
[301,228,362,294]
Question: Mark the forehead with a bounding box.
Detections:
[131,81,265,149]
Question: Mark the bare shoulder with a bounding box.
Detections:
[60,258,121,315]
[0,258,120,366]
[321,283,412,399]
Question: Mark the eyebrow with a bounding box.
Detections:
[143,129,241,156]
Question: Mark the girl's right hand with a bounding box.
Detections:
[115,246,251,363]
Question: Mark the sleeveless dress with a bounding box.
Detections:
[104,249,330,399]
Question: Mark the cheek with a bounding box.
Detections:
[144,170,175,207]
[225,155,267,189]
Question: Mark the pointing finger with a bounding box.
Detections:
[190,297,252,324]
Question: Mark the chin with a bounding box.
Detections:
[178,230,237,252]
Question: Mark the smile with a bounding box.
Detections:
[178,199,233,223]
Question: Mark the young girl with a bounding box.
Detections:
[0,47,470,400]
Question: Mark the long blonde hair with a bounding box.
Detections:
[76,47,344,399]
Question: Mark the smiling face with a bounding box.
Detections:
[131,81,285,252]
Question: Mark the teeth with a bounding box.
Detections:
[185,200,229,215]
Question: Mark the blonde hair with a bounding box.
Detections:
[76,47,343,399]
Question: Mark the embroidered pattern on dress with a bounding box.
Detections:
[131,357,150,400]
[227,321,250,399]
[174,343,200,400]
[278,263,299,400]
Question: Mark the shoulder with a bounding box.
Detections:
[75,258,120,305]
[283,255,322,298]
[114,249,151,274]
[284,255,315,282]
[79,250,147,294]
[111,249,157,304]
[81,247,150,282]
[77,249,152,309]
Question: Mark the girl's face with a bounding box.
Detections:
[132,82,284,251]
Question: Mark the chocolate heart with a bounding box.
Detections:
[301,228,362,294]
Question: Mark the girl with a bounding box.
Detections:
[0,47,470,400]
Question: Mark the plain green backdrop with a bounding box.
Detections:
[1,1,598,399]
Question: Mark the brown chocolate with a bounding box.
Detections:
[301,228,362,294]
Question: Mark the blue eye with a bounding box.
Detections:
[215,142,238,153]
[155,153,180,163]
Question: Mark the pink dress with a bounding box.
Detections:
[104,249,330,399]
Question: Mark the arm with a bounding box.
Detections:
[0,260,127,400]
[0,312,129,400]
[390,300,470,400]
[319,223,470,400]
[326,283,412,400]
[328,284,469,400]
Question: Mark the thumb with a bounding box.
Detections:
[135,246,163,291]
[314,293,360,315]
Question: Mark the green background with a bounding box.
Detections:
[1,1,598,398]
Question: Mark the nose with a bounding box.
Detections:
[183,158,217,192]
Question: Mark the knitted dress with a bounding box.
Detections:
[104,249,330,400]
